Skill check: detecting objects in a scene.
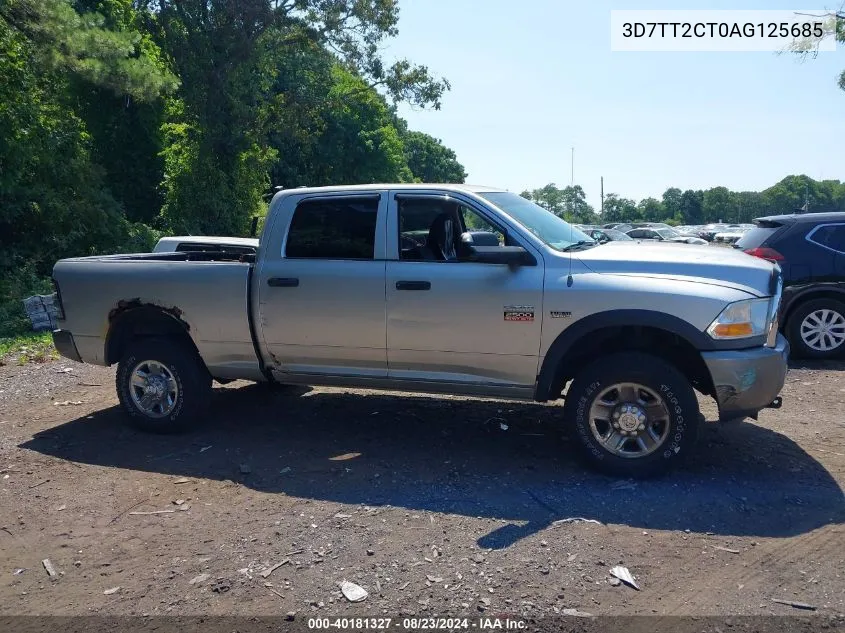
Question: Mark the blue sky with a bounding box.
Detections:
[384,0,845,207]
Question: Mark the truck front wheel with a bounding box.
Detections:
[116,337,212,433]
[562,352,700,478]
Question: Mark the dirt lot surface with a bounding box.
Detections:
[1,357,844,621]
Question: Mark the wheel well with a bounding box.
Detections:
[783,290,845,329]
[105,303,200,367]
[547,325,715,400]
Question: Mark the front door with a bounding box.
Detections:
[257,192,388,377]
[385,191,545,388]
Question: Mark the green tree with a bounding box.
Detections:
[560,185,597,223]
[151,0,451,235]
[401,130,467,183]
[661,187,683,221]
[0,0,177,99]
[601,193,638,223]
[702,186,734,223]
[523,184,566,215]
[679,190,704,224]
[0,0,174,334]
[637,197,664,222]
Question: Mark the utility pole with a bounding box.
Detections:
[570,147,574,187]
[600,177,604,214]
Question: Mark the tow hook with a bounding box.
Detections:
[766,396,783,409]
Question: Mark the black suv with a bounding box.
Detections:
[736,212,845,359]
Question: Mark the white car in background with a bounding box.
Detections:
[714,226,753,245]
[153,236,259,255]
[626,227,709,245]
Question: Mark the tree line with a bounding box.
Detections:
[521,176,845,226]
[0,0,466,335]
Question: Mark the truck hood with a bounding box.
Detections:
[575,242,776,297]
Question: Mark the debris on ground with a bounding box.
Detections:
[211,578,231,593]
[173,499,186,506]
[260,559,291,578]
[499,422,509,431]
[712,545,740,554]
[279,467,292,474]
[56,505,66,511]
[562,608,594,617]
[189,573,210,585]
[41,559,57,577]
[610,565,640,590]
[52,401,83,406]
[13,568,25,575]
[339,580,368,602]
[770,598,817,610]
[426,574,444,583]
[173,477,191,484]
[552,517,603,526]
[608,577,621,587]
[103,586,121,595]
[128,509,176,515]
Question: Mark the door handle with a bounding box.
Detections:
[268,277,299,287]
[396,280,431,291]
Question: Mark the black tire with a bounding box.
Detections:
[787,298,845,360]
[562,352,700,478]
[116,337,212,433]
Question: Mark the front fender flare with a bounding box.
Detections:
[534,309,746,402]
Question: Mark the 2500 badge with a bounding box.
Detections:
[504,305,534,322]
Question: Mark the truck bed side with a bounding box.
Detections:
[52,254,263,381]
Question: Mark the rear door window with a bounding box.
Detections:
[285,197,378,259]
[807,224,845,253]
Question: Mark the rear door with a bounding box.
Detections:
[257,192,388,377]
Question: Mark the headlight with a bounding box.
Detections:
[707,298,770,340]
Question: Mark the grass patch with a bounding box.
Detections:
[0,331,58,365]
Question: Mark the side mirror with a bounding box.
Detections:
[466,245,535,267]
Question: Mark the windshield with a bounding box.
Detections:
[478,192,593,251]
[605,229,633,241]
[656,228,680,239]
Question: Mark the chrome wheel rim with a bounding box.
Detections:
[588,383,671,459]
[800,309,845,352]
[129,360,179,418]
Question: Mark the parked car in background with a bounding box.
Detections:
[153,236,259,255]
[699,223,729,242]
[587,228,634,243]
[737,212,845,359]
[676,225,704,237]
[714,226,752,245]
[626,227,709,245]
[602,223,633,233]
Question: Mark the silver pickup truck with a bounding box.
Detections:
[51,184,789,477]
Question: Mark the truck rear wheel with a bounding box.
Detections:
[116,337,211,433]
[562,352,700,478]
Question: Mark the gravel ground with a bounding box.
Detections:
[0,357,844,621]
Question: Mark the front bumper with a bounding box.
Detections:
[52,329,82,363]
[701,333,790,421]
